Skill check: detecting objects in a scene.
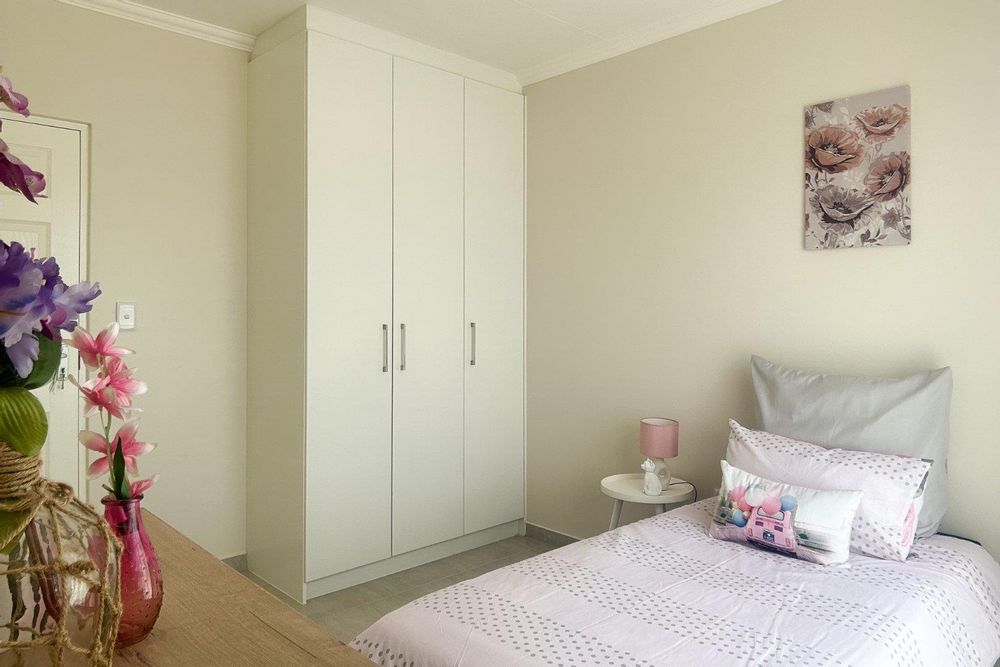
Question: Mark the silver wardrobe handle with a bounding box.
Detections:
[399,323,406,371]
[382,324,389,373]
[470,322,476,366]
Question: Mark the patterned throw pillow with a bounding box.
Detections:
[726,419,931,561]
[710,460,862,565]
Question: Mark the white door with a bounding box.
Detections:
[304,34,394,580]
[391,58,465,555]
[0,113,87,495]
[464,81,525,532]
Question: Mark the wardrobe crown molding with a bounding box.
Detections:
[253,5,523,94]
[56,0,256,52]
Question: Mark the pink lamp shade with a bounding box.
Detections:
[639,418,679,459]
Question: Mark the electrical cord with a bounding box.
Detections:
[668,480,697,502]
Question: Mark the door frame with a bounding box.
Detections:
[1,111,91,496]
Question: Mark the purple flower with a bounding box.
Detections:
[0,138,45,203]
[49,281,101,333]
[5,333,38,378]
[0,241,101,378]
[0,242,43,343]
[0,75,30,117]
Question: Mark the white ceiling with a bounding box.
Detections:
[68,0,781,84]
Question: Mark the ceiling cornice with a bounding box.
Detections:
[56,0,781,86]
[518,0,782,86]
[56,0,256,52]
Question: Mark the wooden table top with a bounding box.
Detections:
[114,511,373,666]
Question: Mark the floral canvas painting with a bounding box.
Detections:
[804,85,911,250]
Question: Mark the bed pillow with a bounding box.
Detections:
[751,355,951,537]
[726,419,930,561]
[710,460,862,565]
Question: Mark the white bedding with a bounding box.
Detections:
[353,499,1000,666]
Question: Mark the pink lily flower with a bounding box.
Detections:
[80,420,155,479]
[130,475,159,497]
[69,374,126,419]
[104,356,147,407]
[68,323,133,368]
[0,75,30,116]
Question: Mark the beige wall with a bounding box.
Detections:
[2,1,247,557]
[525,0,1000,557]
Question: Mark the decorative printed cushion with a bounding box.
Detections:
[726,419,931,561]
[710,460,862,565]
[750,355,951,537]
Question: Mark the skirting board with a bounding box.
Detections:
[222,553,248,572]
[525,523,580,548]
[305,520,521,600]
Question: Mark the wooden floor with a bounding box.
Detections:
[239,535,556,643]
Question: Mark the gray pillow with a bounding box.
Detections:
[751,355,952,537]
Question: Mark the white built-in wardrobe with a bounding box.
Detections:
[246,9,524,603]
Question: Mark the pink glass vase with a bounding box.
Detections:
[102,496,163,647]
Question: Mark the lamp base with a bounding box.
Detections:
[641,457,672,495]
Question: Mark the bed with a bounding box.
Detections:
[352,499,1000,666]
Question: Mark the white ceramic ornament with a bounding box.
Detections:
[642,458,663,495]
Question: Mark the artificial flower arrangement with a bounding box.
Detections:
[0,68,156,500]
[70,323,157,499]
[0,73,125,661]
[0,67,106,549]
[0,68,100,463]
[0,68,162,658]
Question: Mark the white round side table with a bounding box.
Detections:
[600,473,696,530]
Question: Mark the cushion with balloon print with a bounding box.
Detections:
[710,460,863,565]
[725,419,931,561]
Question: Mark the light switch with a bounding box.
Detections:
[116,302,136,330]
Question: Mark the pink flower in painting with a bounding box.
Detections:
[130,475,159,497]
[854,104,909,143]
[68,323,133,368]
[104,356,147,408]
[0,75,30,117]
[804,125,864,173]
[80,420,155,478]
[865,152,910,202]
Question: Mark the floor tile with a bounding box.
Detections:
[313,602,385,643]
[361,562,444,597]
[431,543,500,571]
[304,581,386,617]
[241,535,561,645]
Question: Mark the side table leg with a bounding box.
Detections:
[609,499,624,530]
[654,504,666,515]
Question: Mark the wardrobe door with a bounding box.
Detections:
[464,81,525,533]
[391,58,466,555]
[305,34,393,580]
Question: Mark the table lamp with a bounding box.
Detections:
[639,418,678,496]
